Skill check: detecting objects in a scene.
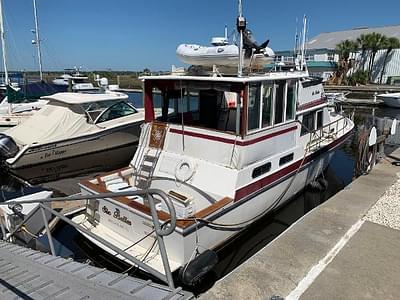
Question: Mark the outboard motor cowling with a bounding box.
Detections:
[0,134,19,159]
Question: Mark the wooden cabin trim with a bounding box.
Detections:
[80,179,233,229]
[96,166,132,178]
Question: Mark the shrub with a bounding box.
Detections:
[347,70,368,86]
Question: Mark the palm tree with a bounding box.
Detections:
[335,39,358,84]
[364,32,386,81]
[356,34,370,69]
[379,37,400,84]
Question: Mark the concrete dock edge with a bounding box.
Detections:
[202,148,400,299]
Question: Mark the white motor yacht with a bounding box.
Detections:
[53,69,97,92]
[71,7,354,287]
[0,91,145,169]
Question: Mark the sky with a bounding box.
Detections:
[2,0,400,71]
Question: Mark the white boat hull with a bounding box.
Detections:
[6,122,141,169]
[378,93,400,108]
[74,131,349,275]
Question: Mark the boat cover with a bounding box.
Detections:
[5,102,93,145]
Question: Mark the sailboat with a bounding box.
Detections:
[0,0,48,129]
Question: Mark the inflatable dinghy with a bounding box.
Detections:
[176,30,275,67]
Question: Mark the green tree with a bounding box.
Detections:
[379,37,400,84]
[364,32,386,81]
[335,39,358,84]
[356,34,369,69]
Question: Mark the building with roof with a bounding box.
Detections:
[275,24,400,83]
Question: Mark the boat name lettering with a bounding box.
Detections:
[312,90,321,96]
[102,206,131,225]
[102,206,111,215]
[44,149,67,158]
[113,208,132,225]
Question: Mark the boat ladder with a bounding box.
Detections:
[134,123,167,190]
[134,150,160,190]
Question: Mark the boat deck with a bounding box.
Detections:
[0,240,193,300]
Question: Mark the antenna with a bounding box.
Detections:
[294,17,299,57]
[300,15,307,71]
[224,24,228,40]
[0,0,8,85]
[237,0,246,77]
[32,0,43,81]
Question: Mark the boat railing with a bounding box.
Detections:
[0,189,177,289]
[307,115,349,151]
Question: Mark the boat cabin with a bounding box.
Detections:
[141,74,327,170]
[43,92,138,125]
[144,75,325,131]
[5,92,140,146]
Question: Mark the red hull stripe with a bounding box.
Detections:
[234,158,302,201]
[297,98,326,111]
[169,125,297,146]
[234,129,352,201]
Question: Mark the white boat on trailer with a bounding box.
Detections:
[71,7,354,287]
[0,90,145,169]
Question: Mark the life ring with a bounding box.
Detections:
[175,159,195,182]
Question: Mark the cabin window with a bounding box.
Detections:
[262,83,274,128]
[248,83,261,131]
[158,83,240,133]
[316,110,323,129]
[274,81,286,125]
[301,112,315,135]
[279,153,294,166]
[96,101,137,123]
[166,91,201,123]
[252,162,271,178]
[286,80,296,121]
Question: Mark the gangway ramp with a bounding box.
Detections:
[0,240,193,300]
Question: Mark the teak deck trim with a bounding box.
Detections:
[80,178,233,230]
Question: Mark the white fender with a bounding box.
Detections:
[391,119,397,135]
[368,127,377,146]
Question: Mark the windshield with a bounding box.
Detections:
[95,101,137,123]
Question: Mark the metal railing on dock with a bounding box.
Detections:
[0,189,178,289]
[0,239,193,299]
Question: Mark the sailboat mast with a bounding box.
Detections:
[32,0,43,81]
[0,0,8,84]
[300,15,307,71]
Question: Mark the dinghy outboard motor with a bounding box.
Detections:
[243,29,269,56]
[0,134,19,159]
[243,29,272,57]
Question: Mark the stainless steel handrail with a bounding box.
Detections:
[0,189,177,288]
[307,115,349,150]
